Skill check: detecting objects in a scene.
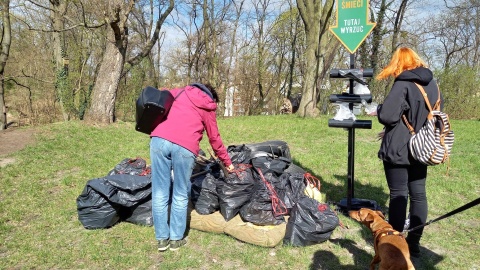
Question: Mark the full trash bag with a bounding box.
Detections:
[191,173,220,215]
[227,140,291,164]
[124,199,153,226]
[245,140,291,159]
[279,172,307,214]
[217,164,255,221]
[227,144,253,164]
[250,154,291,175]
[107,157,151,177]
[283,196,339,247]
[77,174,152,229]
[239,171,285,226]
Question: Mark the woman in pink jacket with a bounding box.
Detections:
[150,83,234,252]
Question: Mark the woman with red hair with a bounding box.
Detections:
[374,47,443,258]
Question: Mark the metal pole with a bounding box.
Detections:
[347,53,355,210]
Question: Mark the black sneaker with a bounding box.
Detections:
[169,238,187,251]
[158,239,170,252]
[408,243,421,258]
[406,233,421,258]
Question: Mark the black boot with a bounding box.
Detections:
[406,232,421,258]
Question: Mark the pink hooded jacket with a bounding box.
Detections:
[150,85,232,167]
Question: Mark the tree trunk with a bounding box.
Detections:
[297,0,333,117]
[256,2,266,112]
[0,0,12,130]
[391,0,408,52]
[224,0,244,116]
[51,0,70,121]
[203,0,213,81]
[298,26,320,117]
[287,13,300,98]
[84,0,129,124]
[85,30,126,124]
[314,0,335,104]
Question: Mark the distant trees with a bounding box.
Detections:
[426,0,480,119]
[1,0,478,129]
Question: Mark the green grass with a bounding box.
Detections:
[1,115,479,269]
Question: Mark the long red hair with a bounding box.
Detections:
[376,47,427,80]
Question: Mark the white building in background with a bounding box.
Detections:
[223,85,245,116]
[224,86,235,117]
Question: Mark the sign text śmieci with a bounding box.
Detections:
[342,0,363,8]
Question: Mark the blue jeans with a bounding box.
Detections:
[150,137,196,241]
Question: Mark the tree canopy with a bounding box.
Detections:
[1,0,478,129]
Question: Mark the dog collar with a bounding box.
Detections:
[376,230,404,238]
[373,229,405,252]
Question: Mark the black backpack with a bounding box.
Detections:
[135,86,175,134]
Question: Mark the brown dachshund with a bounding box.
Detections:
[349,208,415,270]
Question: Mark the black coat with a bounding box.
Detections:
[377,67,443,165]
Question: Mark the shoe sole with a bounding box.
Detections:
[169,242,187,251]
[158,245,170,252]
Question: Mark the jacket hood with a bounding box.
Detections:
[395,66,433,85]
[184,85,217,111]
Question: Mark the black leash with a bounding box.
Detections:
[404,197,480,233]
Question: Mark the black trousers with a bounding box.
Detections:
[383,161,428,237]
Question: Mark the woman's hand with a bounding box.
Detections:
[226,164,235,172]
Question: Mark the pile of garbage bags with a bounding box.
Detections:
[76,158,153,229]
[76,141,340,247]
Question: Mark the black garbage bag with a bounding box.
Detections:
[192,149,213,176]
[191,173,220,215]
[283,196,339,247]
[107,157,151,177]
[245,140,291,159]
[281,172,307,213]
[284,163,306,174]
[227,144,253,164]
[77,174,152,229]
[251,154,291,176]
[228,140,291,164]
[124,199,153,226]
[239,171,285,225]
[217,164,255,221]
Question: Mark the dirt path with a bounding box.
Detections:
[0,127,36,167]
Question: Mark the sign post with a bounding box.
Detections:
[328,0,379,212]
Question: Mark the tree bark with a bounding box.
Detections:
[85,0,173,124]
[86,32,126,123]
[391,0,409,52]
[84,0,130,124]
[51,0,70,121]
[297,0,334,117]
[0,0,12,130]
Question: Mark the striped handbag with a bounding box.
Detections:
[402,83,454,166]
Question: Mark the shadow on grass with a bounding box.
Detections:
[330,173,389,211]
[309,239,370,270]
[411,246,444,270]
[291,157,389,212]
[308,239,445,270]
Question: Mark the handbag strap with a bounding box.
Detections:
[402,82,441,135]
